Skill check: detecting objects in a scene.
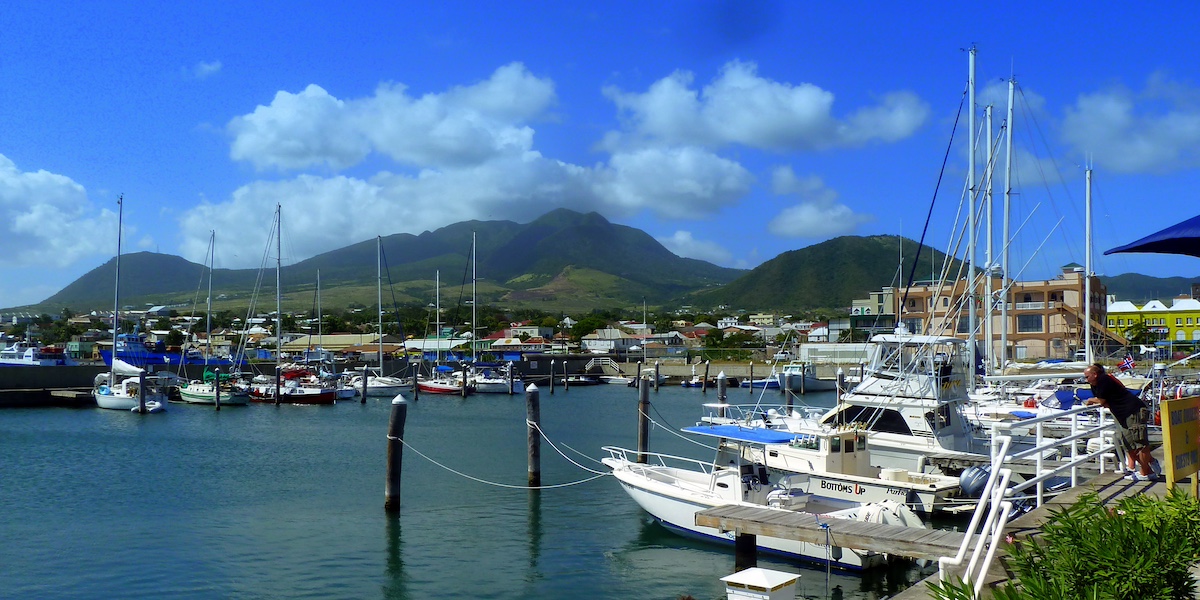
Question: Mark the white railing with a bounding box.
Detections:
[938,404,1117,598]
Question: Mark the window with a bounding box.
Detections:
[1118,319,1124,326]
[1108,319,1114,327]
[1177,318,1183,325]
[943,297,949,307]
[957,318,970,334]
[1189,318,1194,325]
[1178,330,1187,341]
[1017,314,1043,333]
[1023,293,1032,303]
[824,406,912,436]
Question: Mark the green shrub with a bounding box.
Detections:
[928,488,1200,599]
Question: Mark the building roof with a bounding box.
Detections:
[1107,300,1140,313]
[1171,298,1200,310]
[1142,300,1169,311]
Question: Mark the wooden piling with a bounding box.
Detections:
[799,362,806,395]
[410,363,420,401]
[507,361,515,395]
[460,363,468,398]
[748,361,753,395]
[526,384,541,487]
[214,367,221,411]
[636,376,650,464]
[548,360,556,395]
[734,531,758,571]
[717,371,728,419]
[702,360,710,393]
[274,365,281,406]
[384,394,408,513]
[561,360,568,392]
[137,371,146,413]
[654,361,660,392]
[836,368,846,404]
[783,373,792,412]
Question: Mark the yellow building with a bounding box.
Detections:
[1106,296,1200,347]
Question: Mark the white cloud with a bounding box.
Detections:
[193,60,222,79]
[228,62,556,172]
[657,230,733,265]
[1061,78,1200,174]
[0,155,115,269]
[767,166,872,237]
[602,60,929,151]
[596,147,754,218]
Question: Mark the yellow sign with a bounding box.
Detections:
[1161,395,1200,486]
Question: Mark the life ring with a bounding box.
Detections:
[1023,397,1037,408]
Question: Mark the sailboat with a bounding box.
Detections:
[348,236,409,397]
[93,195,167,413]
[176,231,250,406]
[246,204,336,405]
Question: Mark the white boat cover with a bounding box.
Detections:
[112,358,145,377]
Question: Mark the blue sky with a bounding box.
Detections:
[2,1,1199,309]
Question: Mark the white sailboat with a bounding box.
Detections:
[350,236,409,397]
[177,231,250,406]
[93,195,167,413]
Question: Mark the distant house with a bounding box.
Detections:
[581,327,638,354]
[716,316,740,329]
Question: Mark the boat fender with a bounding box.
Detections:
[1023,397,1037,408]
[97,385,111,396]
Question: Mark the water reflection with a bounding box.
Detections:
[527,489,542,577]
[382,514,405,599]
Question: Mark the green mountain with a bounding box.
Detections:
[1098,273,1199,304]
[691,235,968,311]
[34,209,745,313]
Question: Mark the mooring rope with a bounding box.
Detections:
[388,435,609,489]
[526,420,610,475]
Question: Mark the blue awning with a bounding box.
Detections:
[682,425,797,445]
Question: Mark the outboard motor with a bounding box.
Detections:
[959,465,991,499]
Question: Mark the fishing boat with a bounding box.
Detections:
[602,430,927,570]
[683,421,962,514]
[776,361,837,392]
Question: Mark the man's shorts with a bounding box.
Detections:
[1117,407,1151,452]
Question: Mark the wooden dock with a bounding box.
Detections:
[694,504,970,562]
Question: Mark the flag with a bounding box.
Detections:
[1119,353,1136,372]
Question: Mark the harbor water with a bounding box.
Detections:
[1,383,935,599]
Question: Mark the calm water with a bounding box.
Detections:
[1,383,932,599]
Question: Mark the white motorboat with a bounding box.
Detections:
[776,361,836,392]
[601,443,926,570]
[683,422,962,514]
[176,370,250,405]
[0,342,75,366]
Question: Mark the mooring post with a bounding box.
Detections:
[507,361,515,395]
[137,371,147,413]
[274,364,281,406]
[636,375,650,464]
[702,360,710,393]
[526,384,541,487]
[548,360,555,395]
[384,394,408,513]
[734,531,758,571]
[654,361,660,392]
[461,362,468,398]
[410,363,420,401]
[748,361,754,395]
[800,362,807,395]
[561,360,569,392]
[783,372,793,412]
[214,367,221,411]
[361,367,369,401]
[717,371,727,418]
[836,368,846,404]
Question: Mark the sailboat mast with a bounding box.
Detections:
[472,232,477,361]
[983,104,995,374]
[111,194,123,379]
[1001,77,1016,365]
[435,270,441,365]
[206,230,214,361]
[1085,168,1093,363]
[966,46,977,391]
[377,236,383,375]
[316,269,322,349]
[275,204,282,400]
